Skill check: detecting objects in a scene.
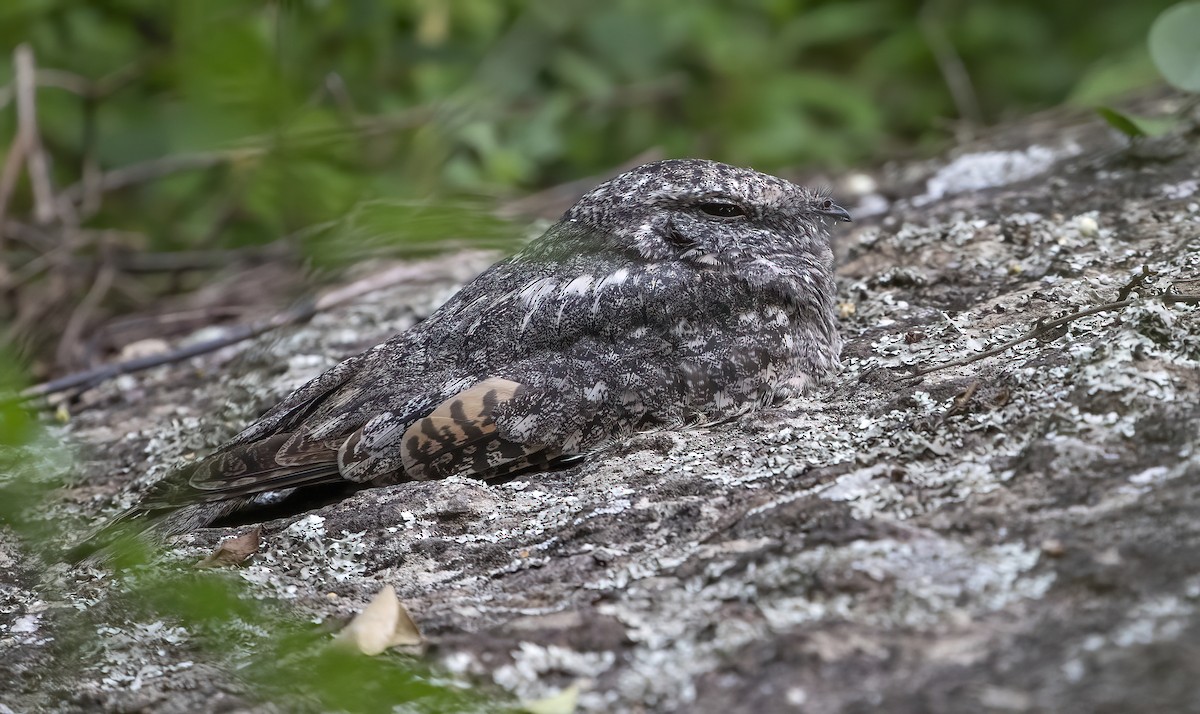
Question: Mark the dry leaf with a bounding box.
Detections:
[194,527,261,568]
[521,683,580,714]
[334,584,423,655]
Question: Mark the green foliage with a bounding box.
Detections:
[1149,1,1200,92]
[100,567,489,712]
[0,351,492,711]
[1095,106,1175,138]
[0,0,1176,258]
[1093,2,1200,144]
[300,198,523,265]
[0,352,55,543]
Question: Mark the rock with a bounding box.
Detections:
[3,96,1199,713]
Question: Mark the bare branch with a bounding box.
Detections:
[19,254,491,401]
[919,4,982,131]
[910,266,1172,379]
[56,257,116,370]
[911,298,1136,378]
[1115,265,1156,301]
[13,45,57,225]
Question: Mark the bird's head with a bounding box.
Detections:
[557,158,850,267]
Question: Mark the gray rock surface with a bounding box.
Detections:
[3,99,1199,713]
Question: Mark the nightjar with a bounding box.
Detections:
[76,158,848,556]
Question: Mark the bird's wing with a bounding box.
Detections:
[224,348,375,447]
[181,432,345,501]
[65,429,346,563]
[339,377,554,482]
[136,377,554,510]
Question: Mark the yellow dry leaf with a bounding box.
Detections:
[334,584,423,655]
[522,683,580,714]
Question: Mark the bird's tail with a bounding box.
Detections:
[64,505,171,566]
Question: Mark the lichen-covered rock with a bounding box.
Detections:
[3,99,1199,713]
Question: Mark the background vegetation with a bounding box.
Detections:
[0,0,1178,375]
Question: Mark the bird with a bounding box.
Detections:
[71,158,849,559]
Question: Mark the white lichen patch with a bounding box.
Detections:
[913,144,1080,205]
[491,642,615,700]
[241,515,368,596]
[92,621,193,692]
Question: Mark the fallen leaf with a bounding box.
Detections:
[194,527,261,568]
[521,683,580,714]
[334,584,423,655]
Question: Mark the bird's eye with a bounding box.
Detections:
[697,202,746,218]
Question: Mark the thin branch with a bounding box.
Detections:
[0,59,150,111]
[19,254,490,402]
[919,3,982,131]
[21,304,317,401]
[56,257,116,370]
[13,45,57,225]
[910,267,1165,379]
[1160,293,1200,305]
[1115,265,1157,301]
[107,243,291,273]
[56,151,237,208]
[0,48,35,238]
[7,244,71,289]
[911,298,1136,378]
[0,123,27,246]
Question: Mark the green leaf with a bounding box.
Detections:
[1149,1,1200,92]
[1095,107,1176,139]
[1096,106,1147,137]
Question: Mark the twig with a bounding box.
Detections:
[21,303,318,401]
[56,151,238,209]
[5,232,270,287]
[106,244,291,273]
[18,254,489,401]
[55,256,116,370]
[93,306,254,344]
[943,380,979,417]
[7,243,71,290]
[0,129,27,247]
[910,267,1163,379]
[13,45,57,225]
[1161,276,1200,304]
[0,58,151,111]
[919,3,982,131]
[911,298,1136,378]
[1160,293,1200,305]
[1115,265,1156,301]
[0,50,33,240]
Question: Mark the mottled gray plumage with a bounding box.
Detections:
[75,159,848,556]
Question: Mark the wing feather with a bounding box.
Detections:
[378,377,548,481]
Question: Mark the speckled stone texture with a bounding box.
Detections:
[3,94,1199,713]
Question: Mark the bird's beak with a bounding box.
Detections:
[818,202,852,222]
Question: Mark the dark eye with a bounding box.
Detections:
[697,202,746,218]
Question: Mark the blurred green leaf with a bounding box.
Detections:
[1096,106,1175,138]
[1069,47,1161,105]
[1149,1,1200,92]
[1096,106,1149,137]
